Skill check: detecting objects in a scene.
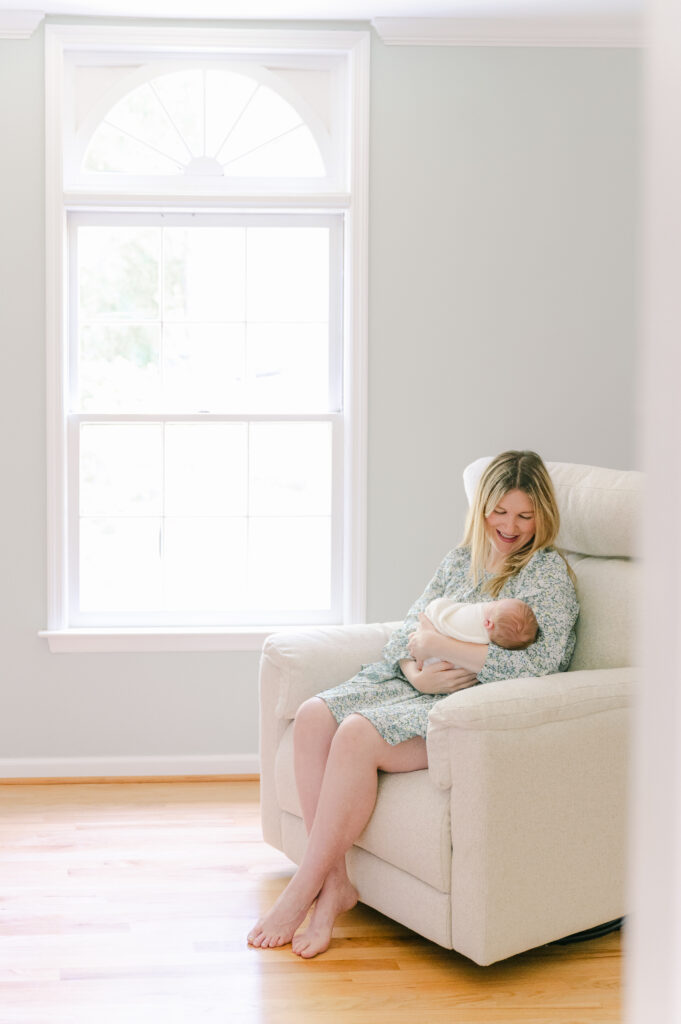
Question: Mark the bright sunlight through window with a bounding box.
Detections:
[44,25,368,648]
[72,218,337,621]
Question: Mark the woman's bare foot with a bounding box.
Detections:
[291,870,358,959]
[247,881,315,949]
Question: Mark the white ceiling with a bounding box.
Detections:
[0,0,643,21]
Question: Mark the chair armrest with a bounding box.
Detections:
[258,622,398,849]
[261,622,400,721]
[426,665,636,790]
[428,665,635,963]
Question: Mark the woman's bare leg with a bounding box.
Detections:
[292,724,427,958]
[247,697,341,949]
[247,713,427,954]
[289,699,356,957]
[248,707,368,950]
[293,697,339,833]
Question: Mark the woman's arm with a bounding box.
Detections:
[407,614,489,674]
[381,548,469,671]
[399,656,478,695]
[477,550,579,684]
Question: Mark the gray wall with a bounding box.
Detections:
[367,42,640,620]
[0,23,640,770]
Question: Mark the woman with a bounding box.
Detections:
[248,451,579,958]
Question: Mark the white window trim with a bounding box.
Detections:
[43,23,370,653]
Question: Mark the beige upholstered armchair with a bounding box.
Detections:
[258,461,640,965]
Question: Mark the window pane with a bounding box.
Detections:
[151,70,205,160]
[205,70,259,160]
[163,324,246,413]
[248,517,331,611]
[79,226,160,321]
[250,422,332,517]
[224,124,325,178]
[247,323,329,412]
[163,227,246,323]
[80,518,162,611]
[102,82,191,166]
[78,324,161,413]
[80,424,163,516]
[247,227,329,322]
[163,517,247,610]
[217,85,301,166]
[84,121,183,175]
[164,423,248,517]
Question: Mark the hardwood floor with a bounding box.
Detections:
[0,780,622,1024]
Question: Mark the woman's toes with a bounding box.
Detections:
[247,924,265,947]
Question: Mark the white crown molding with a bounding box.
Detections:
[0,10,45,38]
[372,15,644,48]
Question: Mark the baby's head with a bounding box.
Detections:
[483,598,538,650]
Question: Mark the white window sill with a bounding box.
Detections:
[38,627,299,653]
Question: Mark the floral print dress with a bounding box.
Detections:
[318,545,579,745]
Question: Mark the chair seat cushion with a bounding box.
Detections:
[274,722,452,893]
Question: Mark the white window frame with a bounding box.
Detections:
[42,24,369,653]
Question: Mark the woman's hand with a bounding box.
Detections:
[407,613,489,675]
[407,613,448,664]
[400,657,478,695]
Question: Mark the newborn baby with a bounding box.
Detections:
[419,596,538,667]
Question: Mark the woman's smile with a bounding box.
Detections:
[485,489,536,565]
[496,529,520,544]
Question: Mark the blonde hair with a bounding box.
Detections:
[462,450,571,597]
[489,599,538,650]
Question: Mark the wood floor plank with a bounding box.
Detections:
[0,781,622,1024]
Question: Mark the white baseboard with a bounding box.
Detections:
[0,753,260,781]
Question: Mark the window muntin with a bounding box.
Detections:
[68,212,342,627]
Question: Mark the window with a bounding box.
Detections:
[78,66,328,180]
[43,25,369,651]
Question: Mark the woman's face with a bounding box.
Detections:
[484,489,536,565]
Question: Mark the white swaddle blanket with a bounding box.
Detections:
[424,598,490,643]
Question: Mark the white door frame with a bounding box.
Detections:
[626,0,681,1019]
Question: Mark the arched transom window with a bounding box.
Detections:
[79,66,328,180]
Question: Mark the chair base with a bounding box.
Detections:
[552,917,625,945]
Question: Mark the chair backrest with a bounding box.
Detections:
[463,458,642,671]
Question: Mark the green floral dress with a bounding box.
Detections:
[318,545,579,745]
